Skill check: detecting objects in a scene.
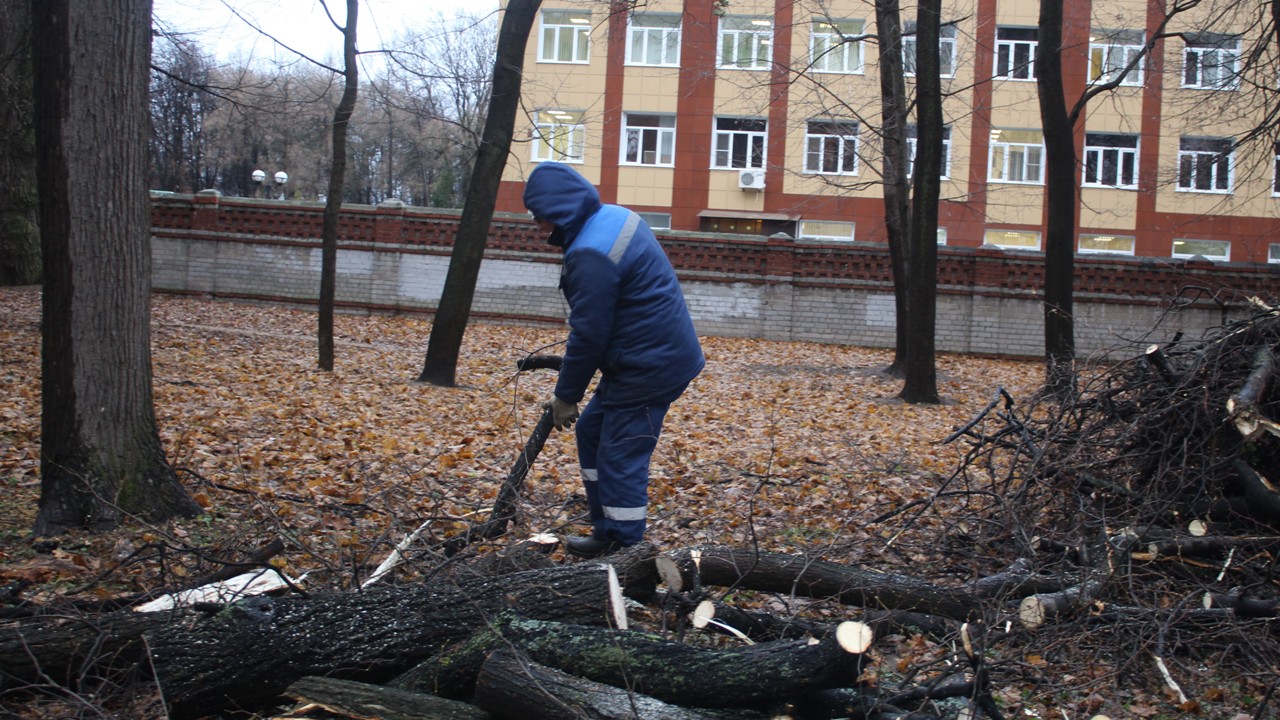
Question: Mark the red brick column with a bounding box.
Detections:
[191,189,221,231]
[374,199,405,244]
[765,232,795,284]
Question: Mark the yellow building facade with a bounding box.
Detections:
[496,0,1280,264]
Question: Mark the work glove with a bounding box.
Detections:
[545,396,579,431]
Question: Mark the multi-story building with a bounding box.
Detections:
[495,0,1280,265]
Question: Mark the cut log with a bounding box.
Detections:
[1203,591,1280,618]
[141,564,625,717]
[492,616,872,708]
[1143,344,1178,384]
[1226,347,1277,441]
[472,647,764,720]
[968,557,1065,599]
[283,676,491,720]
[662,546,979,620]
[1018,579,1104,629]
[1146,534,1280,558]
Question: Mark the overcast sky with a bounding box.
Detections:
[152,0,499,65]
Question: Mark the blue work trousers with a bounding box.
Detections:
[574,393,671,545]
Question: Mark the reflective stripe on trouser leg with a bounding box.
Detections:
[594,401,671,545]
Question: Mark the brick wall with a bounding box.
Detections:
[150,192,1280,358]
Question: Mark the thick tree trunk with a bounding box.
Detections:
[31,0,201,534]
[283,676,490,720]
[474,647,763,720]
[318,0,360,371]
[875,0,911,377]
[148,564,624,717]
[420,0,541,386]
[663,546,980,621]
[0,0,40,286]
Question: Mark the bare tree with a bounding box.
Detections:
[32,0,202,533]
[419,0,541,387]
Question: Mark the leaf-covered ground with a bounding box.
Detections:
[7,287,1260,718]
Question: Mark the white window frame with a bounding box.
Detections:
[799,220,855,242]
[627,12,680,67]
[1089,30,1145,87]
[989,129,1044,184]
[804,120,859,175]
[984,229,1041,251]
[1268,243,1280,263]
[906,124,952,178]
[904,21,957,78]
[621,113,676,167]
[1078,234,1136,255]
[718,15,773,70]
[712,117,767,169]
[995,27,1037,80]
[1172,238,1230,261]
[1183,33,1239,90]
[531,110,585,164]
[538,9,591,64]
[1083,133,1139,189]
[1177,137,1232,193]
[638,212,671,230]
[810,18,864,74]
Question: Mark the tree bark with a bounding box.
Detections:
[284,676,491,720]
[663,546,980,621]
[874,0,911,377]
[318,0,360,371]
[31,0,201,533]
[419,0,541,386]
[0,0,40,286]
[473,647,763,720]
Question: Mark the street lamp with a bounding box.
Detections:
[251,168,266,198]
[273,170,288,200]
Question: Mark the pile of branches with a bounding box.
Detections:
[936,300,1280,705]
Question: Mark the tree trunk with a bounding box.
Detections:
[899,0,942,404]
[1037,0,1078,396]
[283,676,491,720]
[318,0,360,372]
[0,0,40,286]
[874,0,910,378]
[30,0,201,534]
[474,647,763,720]
[662,546,979,621]
[150,563,618,717]
[419,0,541,386]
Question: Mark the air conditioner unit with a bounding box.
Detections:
[737,169,765,191]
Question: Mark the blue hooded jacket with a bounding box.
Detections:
[523,163,704,407]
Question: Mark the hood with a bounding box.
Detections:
[522,163,602,247]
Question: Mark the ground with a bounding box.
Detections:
[0,287,1265,719]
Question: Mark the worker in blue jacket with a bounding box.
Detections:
[524,162,704,558]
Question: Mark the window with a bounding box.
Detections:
[1273,141,1280,195]
[1177,137,1232,192]
[906,124,952,178]
[936,227,948,245]
[1172,238,1230,261]
[810,18,864,73]
[1083,133,1138,188]
[1079,234,1136,255]
[718,15,772,70]
[1089,29,1145,86]
[627,12,680,66]
[984,229,1041,250]
[804,120,858,174]
[539,9,591,63]
[531,110,585,163]
[904,21,957,77]
[1183,33,1239,89]
[638,212,671,230]
[622,113,675,166]
[712,117,767,169]
[1269,243,1280,263]
[989,129,1044,184]
[995,27,1037,80]
[799,220,855,242]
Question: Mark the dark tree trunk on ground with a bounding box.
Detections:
[419,0,541,386]
[283,676,490,720]
[875,0,910,377]
[30,0,201,534]
[0,0,39,286]
[899,0,942,404]
[1037,0,1078,396]
[318,0,360,372]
